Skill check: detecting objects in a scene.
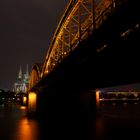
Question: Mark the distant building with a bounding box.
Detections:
[14,65,29,94]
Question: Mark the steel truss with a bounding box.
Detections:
[41,0,127,77]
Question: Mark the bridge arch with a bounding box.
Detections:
[29,63,43,90]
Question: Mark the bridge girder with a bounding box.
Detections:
[41,0,121,77]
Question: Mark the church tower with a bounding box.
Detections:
[14,64,29,94]
[18,65,22,80]
[23,64,29,84]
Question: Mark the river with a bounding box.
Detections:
[0,102,140,140]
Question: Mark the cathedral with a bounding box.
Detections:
[14,65,29,94]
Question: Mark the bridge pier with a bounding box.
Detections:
[27,86,99,119]
[27,92,37,114]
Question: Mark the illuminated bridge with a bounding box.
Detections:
[27,0,140,115]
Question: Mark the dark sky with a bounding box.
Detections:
[0,0,68,90]
[0,0,139,91]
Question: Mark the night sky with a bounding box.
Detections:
[0,0,68,90]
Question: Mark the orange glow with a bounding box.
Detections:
[14,117,39,140]
[96,90,100,108]
[23,97,27,105]
[28,92,37,112]
[20,106,27,110]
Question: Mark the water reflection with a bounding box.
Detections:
[93,116,107,140]
[1,102,140,140]
[13,117,39,140]
[0,104,41,140]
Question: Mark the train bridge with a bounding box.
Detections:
[27,0,140,115]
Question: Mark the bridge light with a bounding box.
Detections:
[47,70,49,73]
[113,1,115,8]
[135,24,140,29]
[121,29,133,38]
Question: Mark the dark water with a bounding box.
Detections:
[0,102,140,140]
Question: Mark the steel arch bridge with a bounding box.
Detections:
[41,0,126,77]
[27,0,140,114]
[29,0,127,90]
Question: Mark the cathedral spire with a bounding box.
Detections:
[14,65,29,94]
[26,64,29,77]
[18,65,22,80]
[24,64,29,84]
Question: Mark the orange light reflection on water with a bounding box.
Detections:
[14,117,39,140]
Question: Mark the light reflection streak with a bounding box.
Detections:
[14,117,39,140]
[94,116,107,140]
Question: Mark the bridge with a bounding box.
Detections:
[26,0,140,115]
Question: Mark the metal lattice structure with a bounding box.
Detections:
[29,0,128,91]
[29,64,42,89]
[41,0,127,77]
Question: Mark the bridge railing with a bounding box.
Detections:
[41,0,128,78]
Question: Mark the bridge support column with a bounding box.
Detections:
[27,92,37,114]
[95,90,100,109]
[23,96,27,106]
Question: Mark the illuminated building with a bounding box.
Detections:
[14,65,29,94]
